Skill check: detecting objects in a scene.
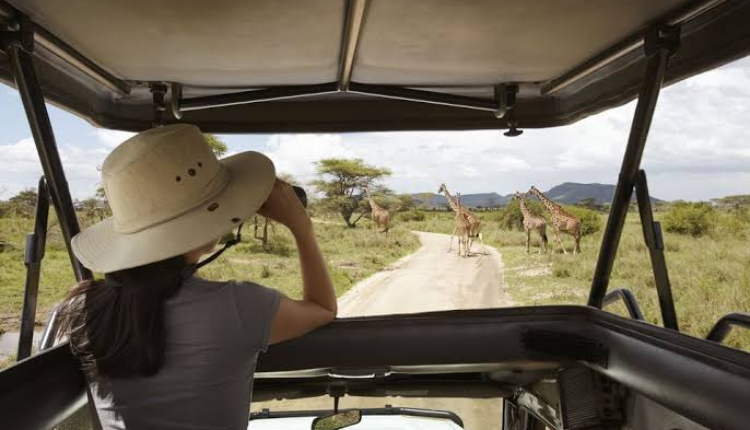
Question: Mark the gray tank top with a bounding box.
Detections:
[89,277,281,430]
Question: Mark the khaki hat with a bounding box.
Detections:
[71,124,275,273]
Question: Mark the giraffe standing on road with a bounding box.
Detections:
[364,187,390,235]
[514,192,548,254]
[438,183,484,255]
[528,186,581,254]
[453,193,471,258]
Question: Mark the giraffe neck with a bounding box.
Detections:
[369,197,382,211]
[519,198,532,218]
[441,189,461,213]
[532,189,560,213]
[364,189,381,210]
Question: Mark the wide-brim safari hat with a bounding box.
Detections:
[71,124,275,273]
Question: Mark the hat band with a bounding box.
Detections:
[114,167,231,234]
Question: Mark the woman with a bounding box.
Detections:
[60,124,336,430]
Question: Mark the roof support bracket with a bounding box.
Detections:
[170,82,183,120]
[502,84,523,137]
[0,16,33,54]
[644,25,680,58]
[493,84,507,119]
[150,83,168,126]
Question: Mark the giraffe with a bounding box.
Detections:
[454,193,471,258]
[363,187,390,234]
[528,186,581,254]
[514,191,548,254]
[438,183,485,255]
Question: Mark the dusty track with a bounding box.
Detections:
[339,231,512,316]
[254,231,510,430]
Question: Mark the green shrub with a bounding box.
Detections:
[662,203,715,236]
[565,206,602,236]
[495,199,545,231]
[398,210,426,222]
[712,208,750,238]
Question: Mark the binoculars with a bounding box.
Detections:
[292,185,308,208]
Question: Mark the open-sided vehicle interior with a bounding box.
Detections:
[1,1,749,429]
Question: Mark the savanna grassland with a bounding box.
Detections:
[400,206,750,352]
[0,215,419,335]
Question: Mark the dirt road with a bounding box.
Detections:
[338,231,511,316]
[254,232,510,430]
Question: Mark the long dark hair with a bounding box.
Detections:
[60,256,190,378]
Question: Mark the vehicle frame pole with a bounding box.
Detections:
[16,176,50,361]
[3,26,91,282]
[634,170,679,330]
[588,26,679,309]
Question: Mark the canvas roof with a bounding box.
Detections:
[1,0,749,132]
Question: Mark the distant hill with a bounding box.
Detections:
[412,182,662,209]
[411,192,510,209]
[544,182,663,205]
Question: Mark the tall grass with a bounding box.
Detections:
[404,209,750,352]
[0,216,419,334]
[0,217,76,332]
[199,220,419,299]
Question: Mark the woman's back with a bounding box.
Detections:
[91,278,280,430]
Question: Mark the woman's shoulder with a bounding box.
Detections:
[169,276,235,304]
[175,277,272,302]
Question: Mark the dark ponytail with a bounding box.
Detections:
[60,256,189,378]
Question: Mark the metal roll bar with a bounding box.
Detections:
[17,177,49,361]
[588,26,680,325]
[706,313,750,344]
[541,0,726,95]
[3,34,91,282]
[602,289,645,321]
[0,5,129,94]
[178,82,340,112]
[348,82,499,112]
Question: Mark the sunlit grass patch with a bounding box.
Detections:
[0,216,419,334]
[407,209,750,353]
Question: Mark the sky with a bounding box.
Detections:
[1,56,749,202]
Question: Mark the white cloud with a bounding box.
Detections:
[0,136,110,199]
[3,58,750,202]
[94,129,135,149]
[263,134,352,184]
[251,57,750,202]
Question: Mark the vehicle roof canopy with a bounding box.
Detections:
[1,0,749,133]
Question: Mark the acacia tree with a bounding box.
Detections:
[203,134,228,157]
[312,158,391,227]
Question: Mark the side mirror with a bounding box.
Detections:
[311,410,362,430]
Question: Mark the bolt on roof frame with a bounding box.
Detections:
[1,22,91,282]
[588,25,680,322]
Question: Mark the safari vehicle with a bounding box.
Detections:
[1,1,749,429]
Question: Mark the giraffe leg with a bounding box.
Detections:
[553,228,567,254]
[574,234,581,254]
[448,227,457,253]
[557,232,568,255]
[540,230,548,254]
[525,229,530,254]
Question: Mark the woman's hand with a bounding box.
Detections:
[259,180,337,345]
[257,179,311,234]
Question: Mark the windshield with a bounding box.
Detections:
[249,396,496,430]
[1,54,749,374]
